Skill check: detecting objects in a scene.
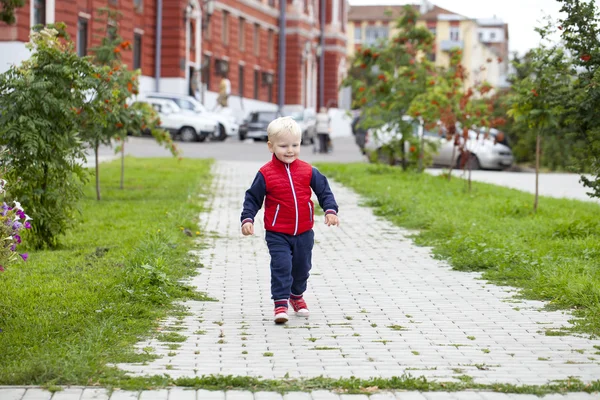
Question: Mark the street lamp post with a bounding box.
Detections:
[319,0,325,109]
[278,0,286,116]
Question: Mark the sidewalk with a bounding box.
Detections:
[4,160,597,399]
[0,387,598,399]
[117,161,599,382]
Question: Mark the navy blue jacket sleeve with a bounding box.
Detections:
[241,172,266,224]
[310,167,338,214]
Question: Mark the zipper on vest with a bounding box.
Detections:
[308,202,312,222]
[285,164,299,235]
[272,204,280,227]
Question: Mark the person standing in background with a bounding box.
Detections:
[315,107,331,154]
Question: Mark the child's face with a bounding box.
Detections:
[268,132,301,164]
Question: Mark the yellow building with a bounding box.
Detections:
[347,2,509,89]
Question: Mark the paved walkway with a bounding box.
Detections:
[5,160,597,399]
[115,161,600,383]
[0,387,598,399]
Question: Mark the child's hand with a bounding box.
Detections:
[325,214,339,227]
[242,222,254,236]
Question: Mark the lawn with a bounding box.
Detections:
[0,157,213,385]
[316,163,600,337]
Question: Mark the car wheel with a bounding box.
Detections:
[216,124,227,141]
[301,131,310,146]
[179,126,198,142]
[457,154,481,170]
[239,132,247,141]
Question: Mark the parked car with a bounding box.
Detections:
[282,106,317,146]
[238,110,278,141]
[142,92,238,141]
[138,98,219,142]
[365,121,514,170]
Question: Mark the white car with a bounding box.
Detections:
[140,98,219,142]
[365,120,514,170]
[143,93,239,141]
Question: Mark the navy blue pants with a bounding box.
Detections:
[265,229,314,300]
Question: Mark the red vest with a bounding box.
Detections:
[260,155,314,236]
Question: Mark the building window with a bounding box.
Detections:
[239,18,245,50]
[267,30,274,60]
[76,18,88,57]
[239,65,244,97]
[450,26,460,41]
[263,72,274,103]
[134,0,142,9]
[253,24,260,56]
[365,26,388,46]
[133,33,142,70]
[202,55,211,91]
[254,70,260,100]
[490,32,496,40]
[268,0,275,6]
[478,31,483,41]
[354,25,362,43]
[222,11,230,45]
[33,0,46,26]
[428,26,436,36]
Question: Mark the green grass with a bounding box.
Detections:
[0,157,214,385]
[316,163,600,336]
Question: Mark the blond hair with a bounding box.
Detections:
[267,116,302,142]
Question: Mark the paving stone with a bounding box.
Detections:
[0,388,26,400]
[51,389,84,400]
[139,389,169,400]
[22,389,52,400]
[393,392,429,400]
[225,391,255,400]
[196,390,225,400]
[108,390,140,400]
[254,391,284,400]
[81,389,110,400]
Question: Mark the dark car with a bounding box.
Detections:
[238,111,278,141]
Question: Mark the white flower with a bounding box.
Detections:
[12,201,23,211]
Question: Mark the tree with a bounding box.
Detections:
[85,8,180,198]
[408,48,502,185]
[508,24,574,212]
[0,0,24,25]
[556,0,600,198]
[0,25,100,248]
[342,5,436,170]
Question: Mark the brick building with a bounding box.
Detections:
[0,0,348,115]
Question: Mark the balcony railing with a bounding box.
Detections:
[440,40,464,51]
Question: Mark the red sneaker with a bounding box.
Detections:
[274,306,288,324]
[289,297,310,317]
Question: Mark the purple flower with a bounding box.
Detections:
[20,253,28,261]
[12,221,22,230]
[10,244,16,252]
[0,265,4,272]
[17,210,26,219]
[24,221,32,229]
[14,234,21,244]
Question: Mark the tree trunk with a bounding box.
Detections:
[447,137,457,181]
[534,134,541,212]
[401,138,407,171]
[468,151,472,192]
[418,133,425,173]
[95,141,101,201]
[120,140,125,190]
